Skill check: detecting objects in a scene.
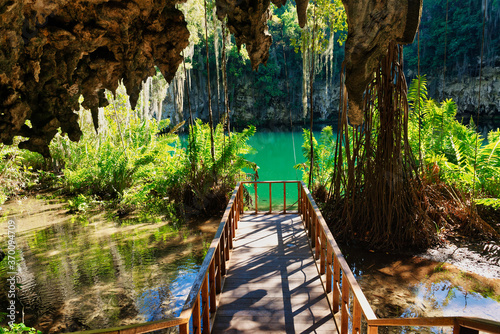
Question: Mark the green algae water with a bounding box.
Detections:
[0,197,216,333]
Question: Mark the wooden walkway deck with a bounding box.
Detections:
[213,214,338,333]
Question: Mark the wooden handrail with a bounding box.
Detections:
[241,180,301,213]
[69,317,189,334]
[70,181,500,334]
[368,317,500,333]
[297,181,500,334]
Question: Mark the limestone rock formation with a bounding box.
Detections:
[215,0,281,70]
[1,0,424,155]
[0,0,189,156]
[341,0,422,125]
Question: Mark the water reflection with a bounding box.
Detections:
[0,199,214,333]
[342,246,500,328]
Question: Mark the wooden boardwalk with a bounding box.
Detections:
[213,214,338,333]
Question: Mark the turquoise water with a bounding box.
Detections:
[246,130,308,181]
[243,130,321,211]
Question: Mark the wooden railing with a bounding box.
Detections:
[299,181,500,334]
[72,181,500,334]
[241,180,302,214]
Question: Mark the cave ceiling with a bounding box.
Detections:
[0,0,421,156]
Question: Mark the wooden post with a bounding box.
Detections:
[283,182,287,213]
[209,258,216,312]
[326,244,333,293]
[367,325,378,334]
[215,245,222,293]
[320,233,326,275]
[269,183,272,213]
[333,256,341,313]
[310,212,316,248]
[341,280,350,334]
[231,208,236,240]
[254,182,258,214]
[315,226,321,260]
[239,185,244,214]
[179,322,188,334]
[227,216,233,251]
[220,233,226,276]
[193,295,201,334]
[315,217,321,259]
[225,224,230,260]
[298,182,301,213]
[352,299,361,334]
[202,275,210,334]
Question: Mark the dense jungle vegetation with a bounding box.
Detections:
[1,0,499,241]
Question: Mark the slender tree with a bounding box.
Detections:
[204,0,215,162]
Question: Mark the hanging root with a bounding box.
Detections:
[326,43,435,251]
[324,43,499,251]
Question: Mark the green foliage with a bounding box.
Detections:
[0,144,35,204]
[407,77,500,205]
[156,120,257,214]
[295,127,336,187]
[0,86,257,221]
[0,323,41,334]
[404,0,499,75]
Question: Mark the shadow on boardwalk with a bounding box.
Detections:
[212,214,337,333]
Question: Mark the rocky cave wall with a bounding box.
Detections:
[2,0,426,155]
[1,0,191,157]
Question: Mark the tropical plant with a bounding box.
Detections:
[0,144,34,204]
[407,76,500,206]
[295,126,336,195]
[0,323,41,334]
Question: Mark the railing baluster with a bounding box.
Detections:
[341,279,350,334]
[193,295,201,334]
[326,243,333,293]
[209,257,216,313]
[254,182,258,213]
[215,245,221,293]
[220,232,226,276]
[179,322,188,334]
[352,298,361,334]
[333,255,341,313]
[315,226,321,260]
[231,207,236,241]
[239,185,244,215]
[269,183,272,213]
[201,275,210,334]
[320,232,326,275]
[283,182,287,213]
[297,182,301,213]
[311,211,316,248]
[225,224,230,260]
[227,215,233,251]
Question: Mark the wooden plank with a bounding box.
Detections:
[213,214,338,333]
